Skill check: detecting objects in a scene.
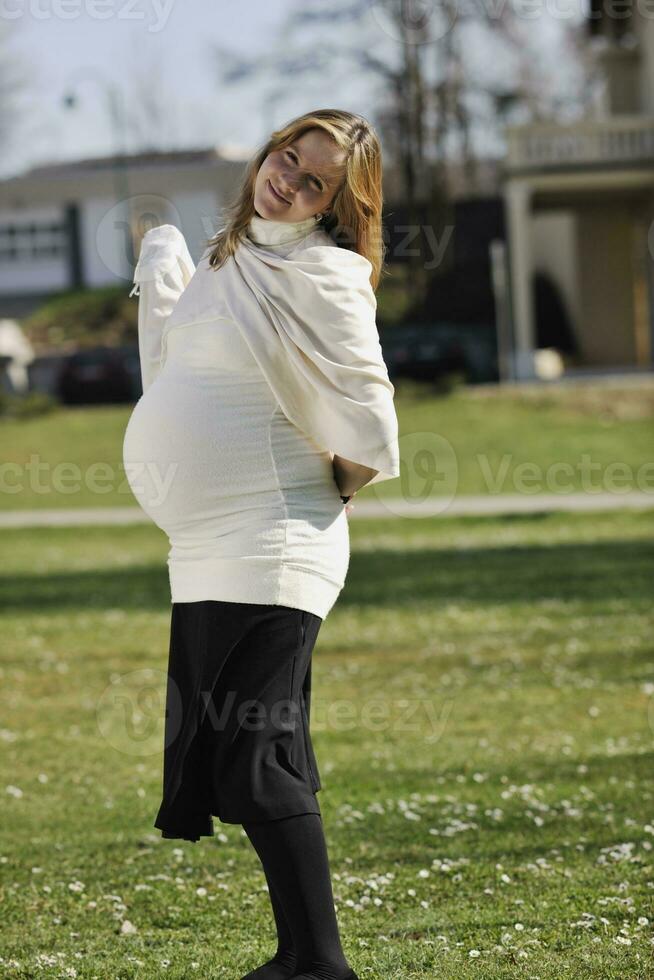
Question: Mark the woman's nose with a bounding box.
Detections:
[279,169,299,192]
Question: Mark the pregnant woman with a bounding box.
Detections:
[122,109,399,980]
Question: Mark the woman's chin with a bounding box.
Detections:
[254,197,279,219]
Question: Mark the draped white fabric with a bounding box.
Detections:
[132,221,400,486]
[131,225,196,394]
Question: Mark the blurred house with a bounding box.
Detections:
[0,147,248,318]
[503,5,654,378]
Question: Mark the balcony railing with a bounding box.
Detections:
[505,116,654,173]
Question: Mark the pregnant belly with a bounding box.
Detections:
[123,374,271,528]
[122,374,340,535]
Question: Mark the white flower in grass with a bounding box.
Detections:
[418,869,430,878]
[68,881,85,893]
[196,887,207,897]
[468,949,480,957]
[637,916,649,926]
[6,785,23,798]
[514,923,524,930]
[120,920,137,935]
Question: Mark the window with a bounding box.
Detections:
[0,221,67,261]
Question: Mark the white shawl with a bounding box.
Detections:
[131,223,400,486]
[130,224,196,393]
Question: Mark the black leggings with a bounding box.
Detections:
[242,812,353,979]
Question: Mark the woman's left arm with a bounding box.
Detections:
[331,452,379,497]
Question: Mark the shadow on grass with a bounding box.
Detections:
[343,539,652,606]
[0,563,170,611]
[0,539,652,612]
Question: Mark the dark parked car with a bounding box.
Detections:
[57,345,141,404]
[381,322,498,384]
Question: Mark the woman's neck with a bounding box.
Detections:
[247,212,319,247]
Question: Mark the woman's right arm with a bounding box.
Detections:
[133,267,187,393]
[130,226,195,393]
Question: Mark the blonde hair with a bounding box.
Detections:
[205,108,385,290]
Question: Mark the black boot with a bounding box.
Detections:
[290,971,359,980]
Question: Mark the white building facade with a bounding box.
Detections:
[503,6,654,378]
[0,148,248,314]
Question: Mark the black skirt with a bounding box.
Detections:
[153,600,323,842]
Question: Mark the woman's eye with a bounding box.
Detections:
[285,150,321,190]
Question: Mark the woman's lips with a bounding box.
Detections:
[267,179,290,205]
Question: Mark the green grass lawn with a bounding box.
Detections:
[1,380,653,510]
[1,508,653,978]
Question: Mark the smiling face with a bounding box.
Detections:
[253,128,347,223]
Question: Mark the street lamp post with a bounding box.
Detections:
[62,68,133,279]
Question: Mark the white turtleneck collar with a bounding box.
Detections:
[247,212,319,247]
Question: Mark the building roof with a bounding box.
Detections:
[1,146,249,185]
[0,145,251,208]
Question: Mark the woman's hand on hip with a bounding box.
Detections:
[330,453,379,497]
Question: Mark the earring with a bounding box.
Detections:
[315,213,322,220]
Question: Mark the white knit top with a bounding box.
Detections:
[122,213,355,620]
